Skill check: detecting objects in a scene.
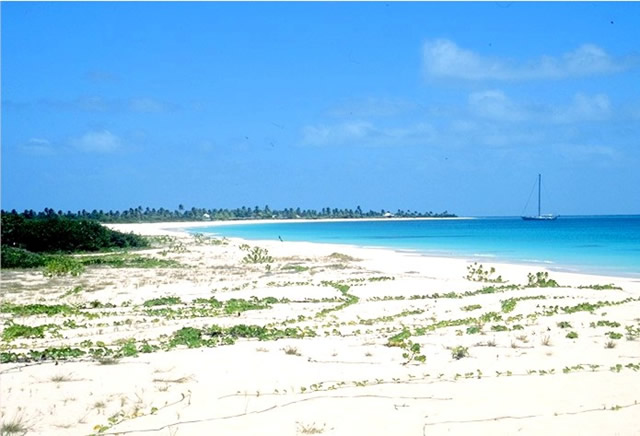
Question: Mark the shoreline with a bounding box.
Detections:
[108,220,640,280]
[107,222,640,283]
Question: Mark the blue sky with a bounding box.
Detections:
[2,2,639,216]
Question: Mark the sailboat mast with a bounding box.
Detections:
[538,173,541,217]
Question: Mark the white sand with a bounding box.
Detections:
[1,221,639,435]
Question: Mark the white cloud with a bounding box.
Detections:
[21,138,55,155]
[543,93,611,124]
[423,39,632,80]
[465,89,612,124]
[73,130,121,152]
[468,90,527,122]
[302,121,436,147]
[562,45,622,76]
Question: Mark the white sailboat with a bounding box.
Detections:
[522,174,557,221]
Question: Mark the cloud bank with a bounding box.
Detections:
[422,39,633,80]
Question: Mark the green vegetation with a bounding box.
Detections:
[62,286,84,298]
[241,246,274,264]
[0,302,76,317]
[557,321,572,329]
[43,256,85,277]
[577,283,622,290]
[387,329,412,347]
[461,304,482,312]
[370,284,522,303]
[78,254,181,268]
[1,206,455,223]
[281,264,309,272]
[566,331,579,339]
[0,416,29,435]
[165,324,314,351]
[142,296,183,307]
[451,346,469,360]
[590,320,621,328]
[328,253,358,262]
[1,213,148,269]
[192,233,226,245]
[527,271,559,287]
[0,247,47,268]
[1,213,147,254]
[224,297,278,314]
[1,347,86,363]
[465,263,503,283]
[169,327,203,348]
[625,325,640,341]
[358,309,424,325]
[141,297,285,320]
[401,341,426,365]
[2,323,57,341]
[192,297,223,307]
[466,325,482,334]
[384,330,425,364]
[316,282,358,317]
[500,298,517,313]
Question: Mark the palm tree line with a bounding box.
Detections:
[2,205,455,223]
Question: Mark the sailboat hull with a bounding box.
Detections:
[521,215,558,221]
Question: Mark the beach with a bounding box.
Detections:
[1,221,639,435]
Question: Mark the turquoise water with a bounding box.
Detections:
[191,216,640,277]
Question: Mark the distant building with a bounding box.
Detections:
[383,212,394,218]
[202,213,211,221]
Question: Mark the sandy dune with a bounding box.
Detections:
[1,221,639,435]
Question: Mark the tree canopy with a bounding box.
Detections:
[2,205,456,224]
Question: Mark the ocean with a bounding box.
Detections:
[190,216,640,277]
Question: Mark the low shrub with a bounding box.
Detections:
[43,256,85,277]
[451,346,469,360]
[527,272,559,288]
[0,247,47,268]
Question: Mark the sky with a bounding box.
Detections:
[2,1,639,216]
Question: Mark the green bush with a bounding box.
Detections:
[1,214,148,253]
[0,246,47,268]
